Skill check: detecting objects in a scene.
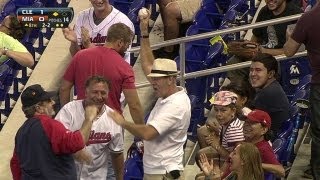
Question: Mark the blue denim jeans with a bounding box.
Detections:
[310,84,320,179]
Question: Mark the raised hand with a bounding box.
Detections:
[138,8,151,36]
[206,119,220,135]
[199,153,214,176]
[205,134,220,148]
[62,26,77,43]
[85,104,98,122]
[81,26,92,48]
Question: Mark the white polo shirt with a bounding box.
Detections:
[143,86,191,174]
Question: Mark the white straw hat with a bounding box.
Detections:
[147,58,179,77]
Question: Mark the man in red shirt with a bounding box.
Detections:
[60,23,143,125]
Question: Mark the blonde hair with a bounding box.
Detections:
[238,142,264,180]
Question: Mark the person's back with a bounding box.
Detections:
[15,117,77,180]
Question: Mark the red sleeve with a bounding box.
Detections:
[63,54,78,82]
[10,149,21,180]
[122,66,136,89]
[37,115,85,154]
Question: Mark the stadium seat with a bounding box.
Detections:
[296,74,311,90]
[14,0,46,8]
[127,0,145,47]
[113,0,134,14]
[1,0,16,17]
[193,10,223,31]
[127,0,145,23]
[272,137,287,163]
[264,173,276,180]
[0,63,12,101]
[278,119,294,139]
[280,57,311,99]
[290,89,307,106]
[124,142,143,180]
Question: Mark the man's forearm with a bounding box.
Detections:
[111,152,124,180]
[69,42,80,56]
[6,50,34,68]
[129,104,144,124]
[261,47,284,56]
[79,118,93,143]
[140,37,154,77]
[59,89,71,107]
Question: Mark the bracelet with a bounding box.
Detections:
[141,35,149,38]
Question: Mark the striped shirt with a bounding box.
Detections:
[220,118,245,152]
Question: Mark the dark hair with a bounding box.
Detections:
[264,130,274,141]
[8,15,26,40]
[22,100,49,118]
[106,23,134,44]
[251,53,279,78]
[85,75,111,89]
[221,80,255,108]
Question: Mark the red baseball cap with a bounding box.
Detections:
[246,109,271,128]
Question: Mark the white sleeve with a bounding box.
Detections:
[108,127,124,153]
[55,106,73,129]
[123,17,135,64]
[74,12,83,46]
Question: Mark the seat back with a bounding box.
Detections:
[124,142,143,180]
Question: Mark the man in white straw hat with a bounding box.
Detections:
[109,12,191,178]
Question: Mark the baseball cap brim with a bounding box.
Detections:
[39,91,56,101]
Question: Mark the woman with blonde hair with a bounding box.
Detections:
[198,142,264,180]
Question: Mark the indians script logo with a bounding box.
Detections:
[91,33,107,46]
[87,130,111,145]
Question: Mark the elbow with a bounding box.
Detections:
[143,134,154,141]
[26,56,34,68]
[274,165,285,178]
[283,45,295,57]
[284,50,295,57]
[22,54,34,68]
[278,167,286,178]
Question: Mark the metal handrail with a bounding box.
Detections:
[135,51,308,88]
[129,14,302,53]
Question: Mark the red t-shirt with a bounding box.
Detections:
[63,46,136,113]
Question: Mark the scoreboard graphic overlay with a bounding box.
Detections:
[17,7,74,28]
